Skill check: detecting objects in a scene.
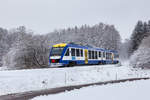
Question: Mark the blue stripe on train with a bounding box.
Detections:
[60,60,117,65]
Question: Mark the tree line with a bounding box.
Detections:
[1,20,150,70]
[0,23,121,70]
[128,20,150,69]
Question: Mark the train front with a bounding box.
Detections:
[49,43,67,67]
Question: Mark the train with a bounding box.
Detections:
[49,43,119,67]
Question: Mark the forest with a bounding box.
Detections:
[0,21,150,69]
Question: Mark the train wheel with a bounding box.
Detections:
[98,61,102,65]
[68,62,76,67]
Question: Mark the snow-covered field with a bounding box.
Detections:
[0,63,150,96]
[32,79,150,100]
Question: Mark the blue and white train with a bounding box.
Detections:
[49,43,119,67]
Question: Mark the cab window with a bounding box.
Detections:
[51,47,64,56]
[65,48,69,56]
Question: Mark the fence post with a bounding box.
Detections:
[65,72,67,85]
[116,73,117,80]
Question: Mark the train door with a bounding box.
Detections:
[112,53,114,63]
[84,49,88,64]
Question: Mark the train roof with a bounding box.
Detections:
[53,43,67,47]
[52,43,118,53]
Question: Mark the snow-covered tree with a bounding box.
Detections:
[46,23,121,51]
[3,26,49,69]
[0,28,9,66]
[2,22,122,69]
[128,20,150,56]
[130,36,150,69]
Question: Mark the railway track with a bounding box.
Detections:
[48,63,121,69]
[0,77,149,100]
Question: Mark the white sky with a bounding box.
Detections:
[0,0,150,40]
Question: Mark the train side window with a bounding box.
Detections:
[99,51,101,57]
[110,53,112,59]
[95,51,98,59]
[76,49,80,57]
[88,50,91,59]
[103,52,105,58]
[106,53,107,59]
[115,54,119,58]
[112,53,114,59]
[108,53,110,59]
[118,54,119,58]
[92,51,94,59]
[107,53,110,59]
[71,48,75,56]
[114,54,116,58]
[65,48,69,56]
[81,49,83,57]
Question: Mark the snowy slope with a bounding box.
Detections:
[0,63,150,96]
[32,79,150,100]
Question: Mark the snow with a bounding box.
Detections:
[0,66,9,71]
[32,79,150,100]
[0,63,150,96]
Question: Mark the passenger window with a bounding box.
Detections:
[114,54,117,58]
[108,53,110,59]
[115,54,119,58]
[71,48,75,56]
[106,53,109,59]
[65,48,69,56]
[99,51,101,57]
[110,53,112,59]
[95,51,98,59]
[106,53,107,59]
[76,49,80,57]
[81,49,83,57]
[103,52,105,58]
[92,51,94,59]
[88,50,91,59]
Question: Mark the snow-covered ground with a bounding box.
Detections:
[0,62,150,96]
[0,66,8,71]
[32,79,150,100]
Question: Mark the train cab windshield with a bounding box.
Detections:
[51,47,64,56]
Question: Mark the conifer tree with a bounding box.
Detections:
[129,20,150,56]
[129,21,144,55]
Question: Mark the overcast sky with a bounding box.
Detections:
[0,0,150,41]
